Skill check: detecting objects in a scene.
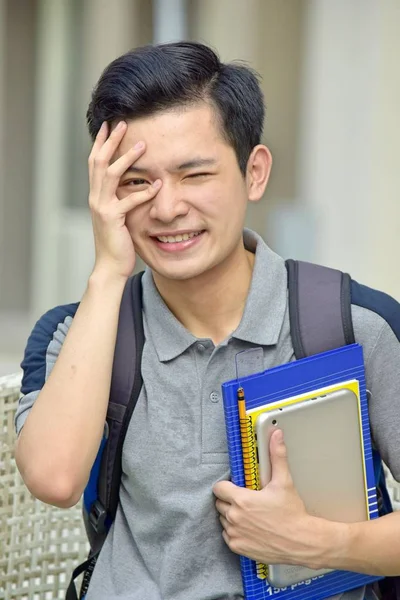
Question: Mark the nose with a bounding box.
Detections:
[149,182,190,223]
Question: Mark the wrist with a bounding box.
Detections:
[301,516,352,571]
[88,267,129,293]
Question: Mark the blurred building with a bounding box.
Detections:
[0,0,399,374]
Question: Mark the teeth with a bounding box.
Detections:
[157,231,201,243]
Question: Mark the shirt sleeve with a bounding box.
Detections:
[15,303,79,435]
[364,319,400,481]
[351,281,400,481]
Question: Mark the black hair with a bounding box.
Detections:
[86,41,265,174]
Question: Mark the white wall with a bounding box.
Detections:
[31,0,151,318]
[0,1,37,374]
[295,0,400,299]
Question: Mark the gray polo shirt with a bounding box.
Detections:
[16,229,400,600]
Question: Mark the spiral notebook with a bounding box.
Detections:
[221,343,382,600]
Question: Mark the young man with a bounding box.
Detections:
[15,42,400,600]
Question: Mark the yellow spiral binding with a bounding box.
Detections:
[239,413,259,490]
[237,387,268,581]
[256,562,268,580]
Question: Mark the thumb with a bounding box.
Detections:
[268,429,293,488]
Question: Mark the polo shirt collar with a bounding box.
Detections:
[141,228,288,362]
[232,229,287,346]
[142,270,197,362]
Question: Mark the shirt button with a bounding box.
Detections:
[209,391,220,403]
[197,343,206,351]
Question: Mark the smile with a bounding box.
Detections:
[156,231,203,243]
[152,230,206,253]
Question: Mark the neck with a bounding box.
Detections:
[152,241,255,346]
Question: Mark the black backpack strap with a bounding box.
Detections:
[65,552,99,600]
[100,271,145,524]
[70,272,145,599]
[286,259,355,359]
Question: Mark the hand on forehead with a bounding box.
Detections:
[110,105,225,169]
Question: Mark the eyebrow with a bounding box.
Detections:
[125,157,217,174]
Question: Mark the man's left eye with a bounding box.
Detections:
[187,173,211,179]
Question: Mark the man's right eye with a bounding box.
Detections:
[126,178,148,186]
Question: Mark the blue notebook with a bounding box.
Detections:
[221,343,382,600]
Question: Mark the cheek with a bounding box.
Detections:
[125,207,145,240]
[189,182,231,213]
[197,182,246,219]
[116,185,132,200]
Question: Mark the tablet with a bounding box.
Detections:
[255,388,368,588]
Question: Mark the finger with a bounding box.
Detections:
[219,514,230,532]
[97,120,128,161]
[268,429,293,488]
[88,122,108,182]
[89,122,108,160]
[215,498,231,518]
[99,142,146,201]
[90,121,128,195]
[213,480,239,502]
[116,179,162,215]
[222,529,231,547]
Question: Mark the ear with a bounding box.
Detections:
[246,145,272,203]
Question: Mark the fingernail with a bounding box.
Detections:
[152,179,162,188]
[98,121,108,134]
[117,121,126,130]
[134,141,144,150]
[275,429,284,444]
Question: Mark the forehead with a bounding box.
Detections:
[116,104,232,162]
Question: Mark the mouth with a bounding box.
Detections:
[154,231,204,243]
[150,230,206,253]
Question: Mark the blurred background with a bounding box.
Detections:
[0,0,399,376]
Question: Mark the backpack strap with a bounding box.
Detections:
[68,272,146,599]
[285,259,355,359]
[82,271,145,552]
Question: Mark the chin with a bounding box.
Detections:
[149,259,215,282]
[153,267,206,282]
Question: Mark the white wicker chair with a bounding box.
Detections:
[0,374,89,600]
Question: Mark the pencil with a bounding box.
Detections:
[237,387,257,490]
